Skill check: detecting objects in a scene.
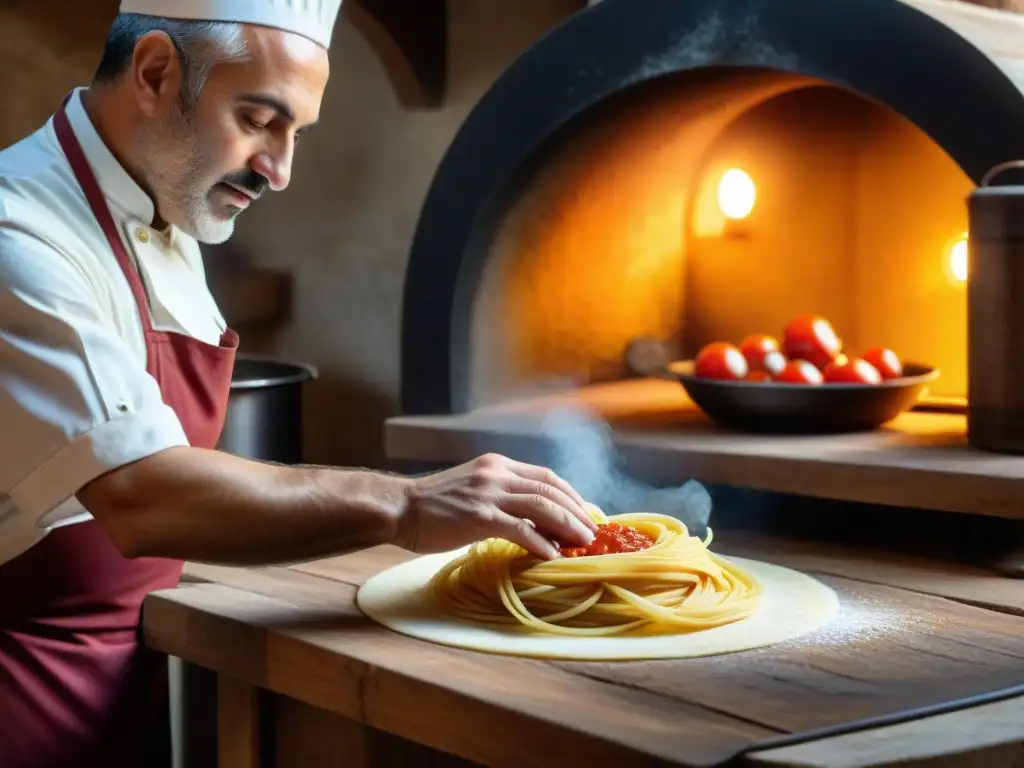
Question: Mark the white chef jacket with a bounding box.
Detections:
[0,88,228,566]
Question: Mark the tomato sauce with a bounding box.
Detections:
[559,522,655,557]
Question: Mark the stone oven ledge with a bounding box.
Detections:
[384,379,1024,522]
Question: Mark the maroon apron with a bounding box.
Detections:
[0,102,238,767]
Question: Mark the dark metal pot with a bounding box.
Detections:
[216,355,318,464]
[966,160,1024,455]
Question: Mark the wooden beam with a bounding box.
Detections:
[344,0,447,109]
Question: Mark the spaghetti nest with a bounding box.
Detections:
[428,505,764,636]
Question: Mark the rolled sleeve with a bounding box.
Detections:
[0,225,188,526]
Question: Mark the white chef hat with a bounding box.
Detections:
[119,0,344,49]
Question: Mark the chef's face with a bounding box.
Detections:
[136,26,328,243]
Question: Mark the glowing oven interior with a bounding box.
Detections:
[469,68,973,408]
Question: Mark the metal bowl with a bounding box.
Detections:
[662,361,940,434]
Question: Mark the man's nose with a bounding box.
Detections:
[251,150,292,192]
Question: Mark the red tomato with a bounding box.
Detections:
[694,342,748,380]
[861,347,903,380]
[775,360,824,385]
[761,350,787,377]
[746,370,773,382]
[739,334,783,372]
[783,315,843,370]
[823,358,882,384]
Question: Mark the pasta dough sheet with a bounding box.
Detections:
[356,549,839,661]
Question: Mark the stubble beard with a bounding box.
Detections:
[138,101,237,244]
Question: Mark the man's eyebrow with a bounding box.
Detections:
[236,93,319,132]
[237,93,295,122]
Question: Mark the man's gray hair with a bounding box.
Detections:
[93,13,248,106]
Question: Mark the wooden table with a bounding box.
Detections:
[145,530,1024,768]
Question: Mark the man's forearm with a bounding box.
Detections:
[77,446,411,565]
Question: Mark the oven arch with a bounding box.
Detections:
[401,0,1024,415]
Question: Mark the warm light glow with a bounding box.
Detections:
[717,168,757,220]
[949,235,968,283]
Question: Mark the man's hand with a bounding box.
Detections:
[77,447,596,566]
[396,453,599,560]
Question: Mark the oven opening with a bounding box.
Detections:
[469,67,971,411]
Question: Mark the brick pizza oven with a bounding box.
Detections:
[385,0,1024,573]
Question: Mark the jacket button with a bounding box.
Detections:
[137,230,150,244]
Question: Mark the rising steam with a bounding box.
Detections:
[538,407,713,535]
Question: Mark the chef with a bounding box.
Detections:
[0,2,598,765]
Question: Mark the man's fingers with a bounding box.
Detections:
[500,460,597,531]
[502,479,596,543]
[489,511,560,560]
[498,493,595,548]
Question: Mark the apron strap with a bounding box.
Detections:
[53,103,156,340]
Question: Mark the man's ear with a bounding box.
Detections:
[128,31,183,117]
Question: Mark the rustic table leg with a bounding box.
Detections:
[217,675,262,768]
[169,657,218,768]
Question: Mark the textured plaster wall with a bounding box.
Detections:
[0,0,118,145]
